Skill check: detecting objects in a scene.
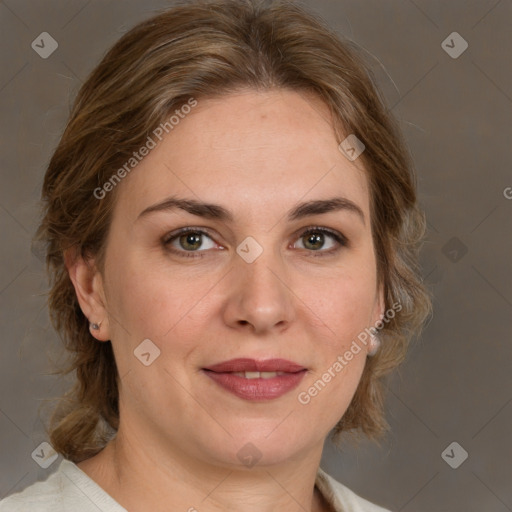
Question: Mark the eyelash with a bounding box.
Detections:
[162,226,348,259]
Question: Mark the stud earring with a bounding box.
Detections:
[367,332,381,356]
[90,322,101,331]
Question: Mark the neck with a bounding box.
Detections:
[78,427,330,512]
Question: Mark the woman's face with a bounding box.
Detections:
[92,89,384,468]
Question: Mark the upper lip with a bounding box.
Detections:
[203,358,306,373]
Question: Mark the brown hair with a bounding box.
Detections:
[36,0,432,462]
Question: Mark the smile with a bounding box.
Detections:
[202,358,307,401]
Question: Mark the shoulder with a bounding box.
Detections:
[316,467,393,512]
[0,460,126,512]
[0,467,64,512]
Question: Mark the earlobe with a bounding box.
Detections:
[64,248,110,342]
[367,285,386,357]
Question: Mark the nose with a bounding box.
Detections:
[221,242,296,335]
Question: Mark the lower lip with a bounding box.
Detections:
[203,370,307,401]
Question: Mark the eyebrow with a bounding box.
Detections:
[137,196,365,225]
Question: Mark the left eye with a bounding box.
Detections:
[163,226,347,258]
[293,227,345,253]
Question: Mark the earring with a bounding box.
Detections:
[368,332,381,356]
[90,322,101,331]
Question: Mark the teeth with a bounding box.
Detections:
[231,371,283,379]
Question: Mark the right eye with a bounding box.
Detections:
[163,227,220,258]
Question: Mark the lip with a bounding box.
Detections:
[204,358,306,373]
[203,358,307,401]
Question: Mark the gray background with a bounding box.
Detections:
[0,0,511,510]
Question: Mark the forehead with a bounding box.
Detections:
[114,89,370,224]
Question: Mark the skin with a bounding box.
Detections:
[67,88,384,512]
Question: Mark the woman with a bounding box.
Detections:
[0,0,431,510]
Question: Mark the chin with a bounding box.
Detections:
[200,426,315,470]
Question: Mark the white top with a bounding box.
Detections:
[0,459,392,512]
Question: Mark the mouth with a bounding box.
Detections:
[222,370,290,379]
[203,357,306,373]
[202,358,307,401]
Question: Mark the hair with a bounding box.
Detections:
[36,0,432,463]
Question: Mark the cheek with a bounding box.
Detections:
[105,250,217,344]
[298,277,371,424]
[304,265,377,343]
[295,264,375,413]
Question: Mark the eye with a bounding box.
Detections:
[163,226,347,259]
[293,226,347,256]
[163,227,219,258]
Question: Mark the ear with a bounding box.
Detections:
[64,248,111,342]
[370,282,386,329]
